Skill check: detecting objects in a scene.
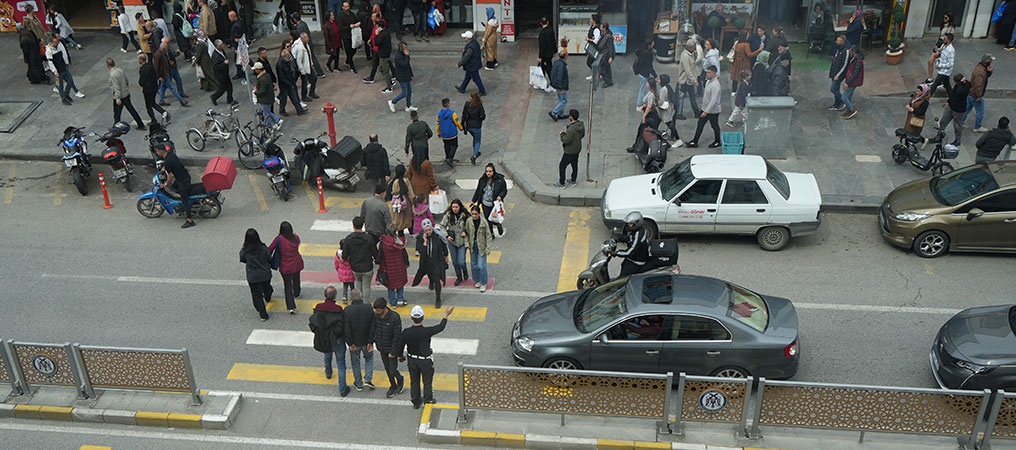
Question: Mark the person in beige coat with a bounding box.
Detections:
[481,7,498,70]
[386,164,416,238]
[676,38,702,119]
[198,0,216,38]
[136,14,153,57]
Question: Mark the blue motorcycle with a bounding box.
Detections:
[60,126,92,195]
[136,171,223,219]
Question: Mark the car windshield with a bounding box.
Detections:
[765,161,791,200]
[574,278,629,333]
[659,158,694,200]
[727,284,769,332]
[930,165,1000,206]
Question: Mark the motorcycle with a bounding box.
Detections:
[261,124,292,201]
[146,123,174,167]
[136,169,224,219]
[293,133,362,192]
[97,122,135,192]
[626,118,669,173]
[60,126,92,195]
[892,127,957,176]
[577,238,681,290]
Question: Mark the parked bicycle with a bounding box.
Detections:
[185,104,249,153]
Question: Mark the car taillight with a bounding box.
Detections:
[669,265,681,274]
[784,339,799,358]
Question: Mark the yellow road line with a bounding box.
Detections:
[924,263,934,275]
[80,446,112,450]
[299,243,501,264]
[267,299,486,321]
[226,363,459,391]
[4,165,14,204]
[303,180,319,212]
[557,209,591,292]
[248,174,269,212]
[53,183,62,206]
[324,197,367,208]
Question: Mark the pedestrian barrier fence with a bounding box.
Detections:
[456,363,672,430]
[1,339,201,406]
[982,391,1016,448]
[673,373,753,436]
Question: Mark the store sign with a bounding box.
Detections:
[501,0,514,42]
[610,25,627,54]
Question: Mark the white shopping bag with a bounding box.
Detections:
[350,26,363,49]
[487,200,505,224]
[529,66,548,90]
[429,189,448,215]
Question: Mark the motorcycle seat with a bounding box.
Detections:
[895,128,924,144]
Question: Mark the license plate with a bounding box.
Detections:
[64,159,77,168]
[348,175,360,184]
[113,169,127,178]
[271,175,285,184]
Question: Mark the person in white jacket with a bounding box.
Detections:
[45,37,85,100]
[292,32,318,102]
[116,6,141,53]
[687,65,722,148]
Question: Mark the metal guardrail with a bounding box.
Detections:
[981,391,1016,448]
[673,373,753,436]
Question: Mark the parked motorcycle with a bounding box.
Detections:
[261,125,292,201]
[892,128,956,175]
[576,238,681,290]
[136,170,223,219]
[146,123,174,167]
[626,119,669,173]
[60,126,92,195]
[97,122,135,192]
[293,133,362,192]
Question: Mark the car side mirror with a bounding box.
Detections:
[967,208,984,221]
[597,334,608,345]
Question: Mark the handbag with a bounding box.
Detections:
[270,236,281,270]
[726,43,736,61]
[375,246,388,284]
[487,200,505,224]
[992,2,1007,22]
[908,115,925,128]
[350,26,363,49]
[584,41,598,59]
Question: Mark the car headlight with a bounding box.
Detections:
[515,336,534,353]
[511,321,521,339]
[603,207,611,219]
[954,360,993,374]
[892,211,931,222]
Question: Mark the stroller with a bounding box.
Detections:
[294,134,363,192]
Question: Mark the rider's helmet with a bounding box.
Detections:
[112,121,131,135]
[623,211,643,234]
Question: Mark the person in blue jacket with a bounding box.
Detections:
[455,31,486,96]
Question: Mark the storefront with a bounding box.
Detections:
[1,0,120,31]
[905,0,999,38]
[555,0,630,54]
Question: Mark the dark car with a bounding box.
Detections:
[930,305,1016,390]
[510,273,800,379]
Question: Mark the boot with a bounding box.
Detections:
[435,297,441,308]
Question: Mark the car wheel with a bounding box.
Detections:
[542,357,582,371]
[757,226,790,251]
[913,230,949,258]
[712,366,749,378]
[643,220,659,240]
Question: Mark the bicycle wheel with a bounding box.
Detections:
[237,136,263,170]
[186,129,205,151]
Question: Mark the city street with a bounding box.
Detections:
[1,157,1014,448]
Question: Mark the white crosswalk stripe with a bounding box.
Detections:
[245,329,479,355]
[454,179,514,191]
[311,219,354,232]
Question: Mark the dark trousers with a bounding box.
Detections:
[211,75,234,104]
[559,152,579,184]
[121,32,141,51]
[680,84,700,117]
[442,138,458,161]
[458,71,486,95]
[240,5,254,39]
[407,357,435,406]
[389,5,405,37]
[278,84,303,113]
[413,9,427,36]
[692,113,721,144]
[599,59,613,85]
[142,90,167,124]
[281,272,301,310]
[539,58,552,79]
[412,269,442,307]
[248,280,272,320]
[173,180,194,219]
[113,95,145,128]
[929,73,952,99]
[326,53,341,71]
[343,37,357,69]
[300,73,316,99]
[379,353,403,389]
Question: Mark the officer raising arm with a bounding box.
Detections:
[401,305,454,409]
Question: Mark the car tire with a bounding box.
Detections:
[644,220,659,240]
[542,357,582,371]
[756,226,790,251]
[712,366,750,378]
[913,230,949,258]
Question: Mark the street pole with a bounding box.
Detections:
[585,80,594,183]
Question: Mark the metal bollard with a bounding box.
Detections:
[316,176,328,213]
[322,102,337,147]
[99,173,113,209]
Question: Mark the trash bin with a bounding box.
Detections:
[654,33,677,63]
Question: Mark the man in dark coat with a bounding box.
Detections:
[412,219,448,307]
[455,31,486,95]
[386,0,406,40]
[537,17,556,82]
[770,53,791,96]
[19,25,49,84]
[372,298,405,398]
[339,1,360,72]
[975,117,1016,163]
[229,11,246,81]
[210,39,236,105]
[276,47,306,116]
[597,22,615,87]
[343,289,376,392]
[827,35,848,110]
[138,53,169,127]
[309,286,350,395]
[238,0,255,40]
[362,134,391,192]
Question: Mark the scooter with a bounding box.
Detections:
[576,238,681,290]
[626,119,669,173]
[891,128,957,176]
[97,122,135,192]
[136,169,224,219]
[293,133,361,192]
[262,126,292,201]
[60,126,92,195]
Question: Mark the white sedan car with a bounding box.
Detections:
[601,155,822,250]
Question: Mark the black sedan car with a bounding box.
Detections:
[511,273,800,379]
[931,305,1016,390]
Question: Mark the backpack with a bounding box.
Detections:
[391,193,407,213]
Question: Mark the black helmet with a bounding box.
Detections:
[623,211,643,233]
[112,121,131,135]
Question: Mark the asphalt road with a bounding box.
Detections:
[1,158,1014,448]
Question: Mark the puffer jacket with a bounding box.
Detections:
[268,234,305,274]
[362,143,391,179]
[334,250,355,283]
[340,231,376,273]
[378,234,409,289]
[372,308,403,354]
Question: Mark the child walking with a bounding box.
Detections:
[333,245,356,302]
[726,70,751,128]
[412,194,434,235]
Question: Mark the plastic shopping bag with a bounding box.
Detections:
[428,6,444,29]
[529,66,548,90]
[992,2,1007,22]
[487,200,505,224]
[429,189,448,215]
[350,26,363,48]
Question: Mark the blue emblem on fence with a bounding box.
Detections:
[698,389,727,412]
[32,355,56,376]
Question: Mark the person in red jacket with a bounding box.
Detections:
[840,45,864,120]
[268,221,305,314]
[378,224,410,307]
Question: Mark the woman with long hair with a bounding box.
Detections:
[439,199,470,285]
[240,228,273,321]
[268,221,305,314]
[927,12,955,82]
[386,164,415,238]
[470,163,507,238]
[408,149,438,199]
[731,31,761,93]
[466,205,494,292]
[462,90,486,165]
[378,223,409,306]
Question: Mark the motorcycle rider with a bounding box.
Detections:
[615,212,651,277]
[155,145,196,228]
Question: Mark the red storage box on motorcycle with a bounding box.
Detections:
[202,156,237,191]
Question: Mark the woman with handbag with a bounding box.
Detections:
[240,228,273,321]
[466,205,494,293]
[408,151,438,199]
[470,163,507,238]
[378,224,410,307]
[386,164,415,239]
[904,84,931,136]
[440,199,470,285]
[268,221,304,314]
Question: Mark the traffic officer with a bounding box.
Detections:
[400,305,454,409]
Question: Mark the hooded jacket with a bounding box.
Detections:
[340,231,376,272]
[309,304,344,352]
[436,108,462,139]
[560,119,586,155]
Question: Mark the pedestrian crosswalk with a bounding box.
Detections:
[227,363,459,391]
[299,243,503,264]
[245,330,479,355]
[265,299,487,321]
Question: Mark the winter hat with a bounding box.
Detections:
[686,38,696,47]
[411,305,425,319]
[421,219,433,230]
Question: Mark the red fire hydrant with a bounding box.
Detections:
[322,102,337,147]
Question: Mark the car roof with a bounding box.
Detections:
[689,154,768,180]
[988,161,1016,187]
[626,274,730,317]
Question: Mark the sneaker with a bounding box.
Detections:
[408,106,418,112]
[708,141,722,148]
[847,110,858,119]
[686,141,698,148]
[397,377,405,394]
[288,309,296,314]
[839,104,847,111]
[405,107,412,112]
[364,381,376,390]
[569,180,577,186]
[827,104,840,111]
[552,182,566,188]
[300,102,308,108]
[974,127,990,133]
[181,220,195,228]
[924,78,932,84]
[474,282,481,288]
[309,93,320,99]
[480,284,487,292]
[544,87,555,93]
[674,139,685,148]
[162,111,171,122]
[353,384,363,392]
[76,44,83,50]
[455,87,466,94]
[470,155,477,165]
[388,100,396,113]
[950,140,961,146]
[725,121,735,128]
[398,300,407,306]
[259,316,268,322]
[363,78,375,84]
[454,277,463,286]
[385,388,395,398]
[839,112,850,119]
[53,87,58,93]
[548,112,558,122]
[120,48,127,53]
[381,87,393,93]
[339,387,350,397]
[584,75,592,80]
[675,114,687,121]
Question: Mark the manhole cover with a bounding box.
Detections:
[0,101,42,133]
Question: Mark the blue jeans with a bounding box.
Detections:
[552,90,568,117]
[637,75,648,106]
[392,81,412,106]
[841,86,856,113]
[57,69,74,102]
[387,287,405,307]
[348,345,373,388]
[963,95,985,129]
[449,243,468,279]
[159,66,186,103]
[323,337,348,392]
[470,242,488,285]
[468,128,482,156]
[830,78,842,106]
[328,0,343,17]
[260,104,280,127]
[459,70,486,95]
[62,35,81,48]
[1010,22,1016,46]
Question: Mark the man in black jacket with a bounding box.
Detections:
[341,216,377,301]
[975,117,1016,163]
[343,289,377,392]
[537,17,556,84]
[210,39,236,106]
[634,40,656,108]
[229,11,246,81]
[386,0,406,40]
[366,21,393,90]
[549,51,569,121]
[362,134,391,192]
[339,1,360,72]
[372,298,405,398]
[276,47,306,116]
[455,31,486,96]
[137,53,169,127]
[827,35,848,111]
[400,305,453,408]
[598,22,615,88]
[937,73,970,147]
[390,42,416,112]
[310,286,350,395]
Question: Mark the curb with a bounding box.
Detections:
[0,392,241,430]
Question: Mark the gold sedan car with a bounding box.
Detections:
[879,161,1016,258]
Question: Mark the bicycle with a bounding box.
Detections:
[238,119,285,170]
[185,104,249,153]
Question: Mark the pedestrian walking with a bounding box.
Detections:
[400,305,453,408]
[538,17,556,85]
[238,0,255,41]
[405,110,433,162]
[138,53,170,124]
[408,146,438,201]
[633,40,657,109]
[253,62,279,125]
[436,98,463,168]
[378,224,410,307]
[194,30,220,92]
[466,205,493,292]
[747,26,768,62]
[730,33,760,94]
[46,36,82,106]
[334,244,356,301]
[936,73,968,144]
[107,58,146,130]
[840,47,865,119]
[362,185,395,242]
[461,91,486,165]
[965,54,993,133]
[362,134,391,192]
[387,0,407,41]
[749,50,771,96]
[828,35,848,111]
[975,117,1016,163]
[390,42,416,112]
[927,33,954,99]
[455,31,486,95]
[240,228,273,321]
[413,220,448,307]
[412,194,434,236]
[676,38,701,119]
[554,110,585,188]
[341,217,378,300]
[291,13,324,77]
[276,46,307,116]
[440,199,470,285]
[324,12,344,73]
[365,17,393,89]
[137,15,153,59]
[19,22,49,85]
[726,70,750,127]
[309,286,349,395]
[228,11,246,83]
[701,38,722,98]
[687,65,722,148]
[210,39,236,106]
[845,10,864,47]
[481,7,499,70]
[904,84,931,137]
[387,165,415,238]
[372,298,405,397]
[769,53,791,97]
[927,13,955,81]
[268,221,304,314]
[657,75,682,143]
[147,21,165,63]
[255,47,277,85]
[359,2,376,62]
[198,0,216,38]
[470,163,507,237]
[293,32,319,101]
[47,5,81,49]
[343,289,376,392]
[338,1,360,73]
[155,42,189,106]
[118,6,142,53]
[549,49,569,121]
[408,0,430,41]
[598,22,615,87]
